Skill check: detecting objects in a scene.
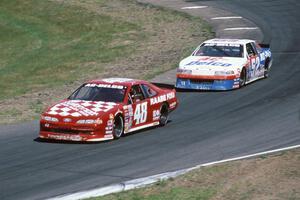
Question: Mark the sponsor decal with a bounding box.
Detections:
[48,134,82,141]
[169,102,177,109]
[104,134,113,138]
[186,57,232,67]
[85,83,124,89]
[195,85,211,90]
[209,39,241,43]
[204,43,240,47]
[105,119,114,134]
[105,127,113,131]
[63,118,72,123]
[124,105,133,132]
[150,92,175,105]
[186,60,232,67]
[153,110,160,121]
[107,119,113,126]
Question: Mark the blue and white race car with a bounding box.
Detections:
[176,38,272,90]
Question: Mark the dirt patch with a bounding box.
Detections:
[0,0,212,124]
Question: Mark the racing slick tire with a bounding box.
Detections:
[113,114,124,139]
[264,58,270,78]
[159,103,169,126]
[239,67,246,88]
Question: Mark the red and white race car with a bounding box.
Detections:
[39,78,178,142]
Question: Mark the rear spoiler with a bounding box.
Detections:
[151,82,175,89]
[259,43,270,48]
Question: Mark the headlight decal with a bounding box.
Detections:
[42,116,59,122]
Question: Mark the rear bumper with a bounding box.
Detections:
[175,77,240,90]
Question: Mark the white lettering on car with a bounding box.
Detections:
[150,92,175,105]
[85,83,124,89]
[134,102,148,125]
[153,110,160,121]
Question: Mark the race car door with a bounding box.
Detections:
[246,42,260,81]
[128,84,152,130]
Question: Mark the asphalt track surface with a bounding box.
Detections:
[1,0,300,199]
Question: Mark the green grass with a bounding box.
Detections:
[29,99,44,115]
[0,0,141,99]
[0,108,22,118]
[0,0,214,124]
[85,149,300,200]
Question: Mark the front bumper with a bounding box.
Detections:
[39,122,113,142]
[175,74,240,90]
[175,75,240,90]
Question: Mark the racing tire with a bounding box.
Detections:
[264,59,270,78]
[159,103,169,126]
[239,68,246,88]
[113,115,124,139]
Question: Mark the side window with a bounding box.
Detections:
[246,43,256,56]
[129,85,145,103]
[251,42,258,54]
[141,84,157,98]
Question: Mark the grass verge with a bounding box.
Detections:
[0,0,213,124]
[87,148,300,200]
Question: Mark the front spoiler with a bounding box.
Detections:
[39,131,114,142]
[175,78,240,90]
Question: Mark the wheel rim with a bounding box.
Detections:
[113,116,123,138]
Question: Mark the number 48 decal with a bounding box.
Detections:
[134,102,148,124]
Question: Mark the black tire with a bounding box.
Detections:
[159,103,169,126]
[239,68,246,88]
[113,115,124,139]
[264,59,270,78]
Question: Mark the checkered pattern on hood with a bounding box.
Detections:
[46,100,117,117]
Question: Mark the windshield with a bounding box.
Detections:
[193,43,244,57]
[68,83,126,103]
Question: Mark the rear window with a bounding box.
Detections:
[141,84,157,98]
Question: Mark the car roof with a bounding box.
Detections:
[87,78,146,87]
[203,38,255,45]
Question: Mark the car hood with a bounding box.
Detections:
[179,56,245,70]
[45,100,118,118]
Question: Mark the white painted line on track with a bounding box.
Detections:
[47,144,300,200]
[196,144,300,167]
[224,27,258,31]
[181,6,208,10]
[211,16,242,20]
